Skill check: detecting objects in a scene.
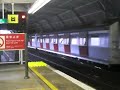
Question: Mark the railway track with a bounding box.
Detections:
[28,48,120,90]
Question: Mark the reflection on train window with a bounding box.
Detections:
[91,37,100,46]
[80,38,86,46]
[59,38,69,44]
[71,38,78,45]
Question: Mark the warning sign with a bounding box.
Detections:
[8,14,19,24]
[0,33,25,50]
[0,36,5,49]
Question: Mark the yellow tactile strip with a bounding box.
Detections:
[28,62,58,90]
[28,61,47,67]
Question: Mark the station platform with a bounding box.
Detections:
[0,64,46,90]
[0,62,95,90]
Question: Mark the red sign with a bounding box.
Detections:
[0,33,25,50]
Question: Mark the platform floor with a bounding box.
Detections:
[0,65,49,90]
[0,64,95,90]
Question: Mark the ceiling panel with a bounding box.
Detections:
[28,0,120,34]
[75,1,101,16]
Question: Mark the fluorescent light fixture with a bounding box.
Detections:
[28,0,51,14]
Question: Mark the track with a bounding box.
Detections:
[28,48,120,90]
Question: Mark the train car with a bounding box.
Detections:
[49,34,58,51]
[29,27,120,66]
[42,35,49,49]
[70,32,88,57]
[88,30,110,62]
[58,33,70,54]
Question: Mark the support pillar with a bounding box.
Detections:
[110,22,120,64]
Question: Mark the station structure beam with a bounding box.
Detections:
[110,21,120,64]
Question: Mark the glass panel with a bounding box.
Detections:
[91,37,100,46]
[59,38,64,44]
[43,38,45,43]
[66,38,69,44]
[100,36,109,47]
[53,38,57,44]
[50,38,57,44]
[71,38,78,45]
[80,38,86,46]
[59,38,69,44]
[45,38,49,43]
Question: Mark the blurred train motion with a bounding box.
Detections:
[28,27,120,66]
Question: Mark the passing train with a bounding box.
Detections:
[28,27,119,66]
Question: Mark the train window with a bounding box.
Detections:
[59,38,63,44]
[71,38,78,45]
[80,38,86,46]
[90,37,100,46]
[40,39,43,43]
[43,38,45,43]
[53,38,57,44]
[59,38,69,44]
[90,36,109,47]
[100,36,109,47]
[66,38,69,44]
[50,38,54,43]
[50,38,57,43]
[45,38,49,43]
[32,38,35,42]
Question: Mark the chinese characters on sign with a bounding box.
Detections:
[0,33,25,50]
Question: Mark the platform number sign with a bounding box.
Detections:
[8,14,19,24]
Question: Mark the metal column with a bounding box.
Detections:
[24,13,29,79]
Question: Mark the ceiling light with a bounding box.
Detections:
[28,0,51,14]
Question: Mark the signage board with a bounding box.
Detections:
[8,14,19,24]
[0,19,7,24]
[0,33,25,50]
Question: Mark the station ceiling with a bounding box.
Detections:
[0,0,120,34]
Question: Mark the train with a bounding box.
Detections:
[28,27,120,66]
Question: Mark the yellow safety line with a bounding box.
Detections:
[29,67,58,90]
